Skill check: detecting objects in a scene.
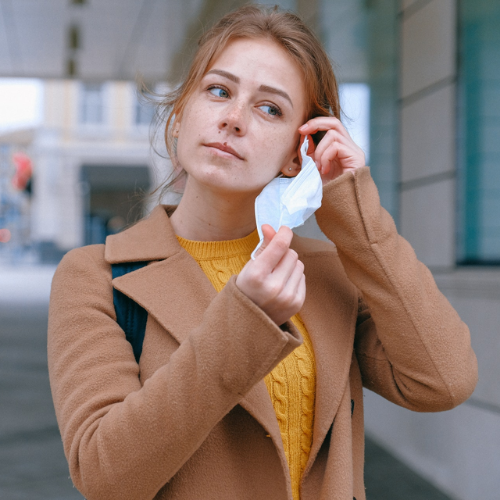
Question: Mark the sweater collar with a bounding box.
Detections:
[176,229,259,261]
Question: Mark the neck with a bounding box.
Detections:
[169,176,258,241]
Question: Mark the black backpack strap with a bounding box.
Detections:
[111,262,148,363]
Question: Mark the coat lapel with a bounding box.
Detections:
[112,252,217,345]
[106,206,282,447]
[295,247,359,471]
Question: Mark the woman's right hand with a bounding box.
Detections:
[236,225,306,326]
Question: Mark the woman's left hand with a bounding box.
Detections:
[298,117,366,184]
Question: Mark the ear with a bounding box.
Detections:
[279,134,315,177]
[172,115,181,138]
[172,123,180,138]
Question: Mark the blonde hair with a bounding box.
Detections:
[157,4,340,194]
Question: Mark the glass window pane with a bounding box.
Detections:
[458,0,500,263]
[80,83,104,125]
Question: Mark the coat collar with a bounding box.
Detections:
[105,205,180,263]
[106,206,358,476]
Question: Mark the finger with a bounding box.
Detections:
[299,116,343,133]
[313,129,340,165]
[318,141,338,175]
[276,261,306,310]
[295,273,306,306]
[320,141,355,174]
[253,224,276,259]
[299,117,352,142]
[262,224,276,243]
[257,225,293,273]
[270,248,299,288]
[284,259,305,297]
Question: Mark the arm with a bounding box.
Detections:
[48,245,301,500]
[315,167,478,411]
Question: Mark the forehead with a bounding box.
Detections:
[206,38,305,104]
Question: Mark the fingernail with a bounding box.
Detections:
[298,125,307,131]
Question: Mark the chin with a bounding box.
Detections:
[199,171,262,195]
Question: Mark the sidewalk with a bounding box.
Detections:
[0,302,82,499]
[0,265,56,304]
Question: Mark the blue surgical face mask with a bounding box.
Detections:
[251,137,323,259]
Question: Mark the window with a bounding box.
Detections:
[340,83,371,165]
[134,96,155,127]
[133,84,161,128]
[79,83,105,125]
[458,0,500,263]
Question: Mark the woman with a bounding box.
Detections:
[48,5,478,500]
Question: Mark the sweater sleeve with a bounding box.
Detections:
[47,245,301,500]
[315,167,478,412]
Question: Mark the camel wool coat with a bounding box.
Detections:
[48,167,478,500]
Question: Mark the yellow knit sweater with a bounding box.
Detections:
[176,229,316,500]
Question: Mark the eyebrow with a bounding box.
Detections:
[205,69,294,108]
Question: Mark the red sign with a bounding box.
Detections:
[12,152,33,191]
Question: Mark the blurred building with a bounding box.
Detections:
[31,80,159,259]
[0,80,167,262]
[0,0,499,499]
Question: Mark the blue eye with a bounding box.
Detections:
[259,104,281,117]
[209,87,229,98]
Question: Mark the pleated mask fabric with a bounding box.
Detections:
[252,137,323,259]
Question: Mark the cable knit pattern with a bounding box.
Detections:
[295,315,315,472]
[176,230,316,500]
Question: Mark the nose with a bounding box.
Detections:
[218,100,247,135]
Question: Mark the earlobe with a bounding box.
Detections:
[280,155,301,177]
[172,116,181,138]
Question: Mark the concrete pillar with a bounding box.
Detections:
[399,0,457,270]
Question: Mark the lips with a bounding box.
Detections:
[204,142,244,160]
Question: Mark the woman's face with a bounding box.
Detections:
[175,37,307,196]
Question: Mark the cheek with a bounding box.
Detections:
[178,106,199,140]
[178,94,215,136]
[254,126,298,170]
[176,106,205,165]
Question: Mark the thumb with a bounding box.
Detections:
[254,224,276,259]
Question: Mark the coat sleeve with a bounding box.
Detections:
[315,167,478,412]
[47,245,301,500]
